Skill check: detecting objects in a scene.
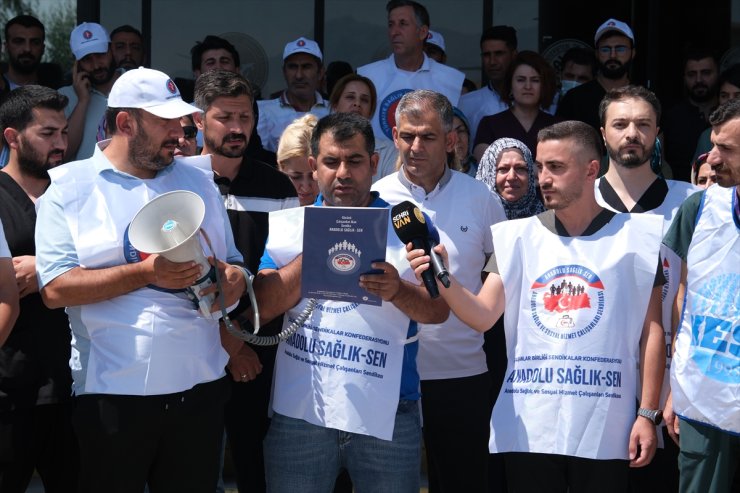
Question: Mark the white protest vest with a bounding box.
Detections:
[267,206,413,440]
[595,178,698,410]
[49,152,229,395]
[491,212,662,459]
[358,54,464,141]
[671,185,740,434]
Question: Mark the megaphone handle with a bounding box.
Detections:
[198,228,261,335]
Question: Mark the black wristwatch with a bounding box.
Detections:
[637,407,663,425]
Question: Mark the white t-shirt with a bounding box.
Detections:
[358,54,464,142]
[373,167,506,379]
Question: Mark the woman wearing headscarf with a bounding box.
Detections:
[476,137,545,220]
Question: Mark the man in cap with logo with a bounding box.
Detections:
[424,30,447,64]
[557,18,637,134]
[407,119,666,492]
[58,22,120,161]
[256,36,330,153]
[35,67,247,493]
[357,0,464,144]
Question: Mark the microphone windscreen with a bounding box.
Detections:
[391,201,428,244]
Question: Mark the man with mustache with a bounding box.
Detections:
[35,67,247,493]
[0,85,78,492]
[1,15,61,94]
[256,36,330,153]
[661,47,719,182]
[594,85,699,492]
[193,69,298,493]
[58,22,120,161]
[662,97,740,493]
[557,19,636,135]
[110,24,146,72]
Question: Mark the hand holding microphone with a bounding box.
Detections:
[390,201,451,298]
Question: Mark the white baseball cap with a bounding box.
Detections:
[594,18,634,45]
[283,37,323,62]
[108,67,200,119]
[426,30,446,53]
[70,22,110,61]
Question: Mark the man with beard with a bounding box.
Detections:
[661,47,719,182]
[58,22,120,161]
[193,69,298,493]
[0,85,78,492]
[110,25,146,72]
[557,19,636,135]
[35,67,247,493]
[594,85,698,493]
[407,119,666,493]
[662,98,740,493]
[256,36,330,153]
[1,15,61,95]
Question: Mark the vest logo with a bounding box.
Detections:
[530,264,605,339]
[123,224,149,264]
[661,256,671,302]
[689,273,740,384]
[379,88,412,139]
[327,240,361,275]
[122,224,184,294]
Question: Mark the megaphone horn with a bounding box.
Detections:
[128,190,217,318]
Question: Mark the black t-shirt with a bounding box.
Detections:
[555,79,606,133]
[662,100,712,183]
[214,156,297,344]
[0,172,72,410]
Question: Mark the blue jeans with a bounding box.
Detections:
[264,400,421,493]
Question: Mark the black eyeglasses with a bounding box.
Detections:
[182,125,197,139]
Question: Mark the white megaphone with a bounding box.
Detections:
[128,190,218,319]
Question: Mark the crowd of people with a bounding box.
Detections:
[0,1,737,492]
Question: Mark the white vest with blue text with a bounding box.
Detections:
[266,206,415,440]
[671,185,739,434]
[491,212,662,459]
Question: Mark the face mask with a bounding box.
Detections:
[560,79,581,94]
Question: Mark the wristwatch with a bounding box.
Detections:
[637,407,663,425]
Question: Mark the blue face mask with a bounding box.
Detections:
[560,79,581,94]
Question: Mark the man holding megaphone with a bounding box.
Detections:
[35,67,246,493]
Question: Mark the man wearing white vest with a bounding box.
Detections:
[594,85,698,492]
[408,120,666,492]
[34,67,247,493]
[357,0,464,143]
[373,89,507,493]
[255,112,448,493]
[662,98,740,493]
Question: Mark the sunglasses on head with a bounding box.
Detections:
[182,125,197,139]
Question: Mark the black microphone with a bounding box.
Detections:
[421,211,451,288]
[391,201,442,298]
